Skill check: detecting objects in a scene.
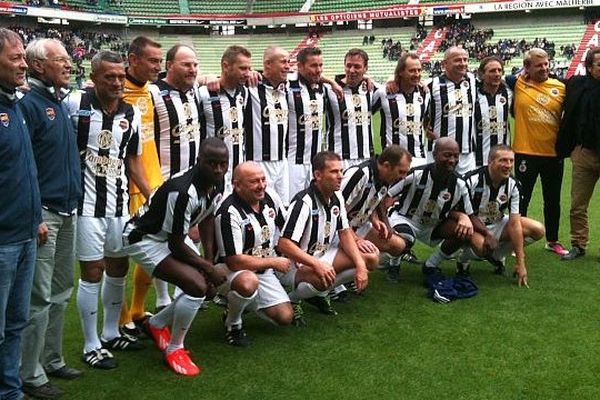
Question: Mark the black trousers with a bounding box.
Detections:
[514,153,564,242]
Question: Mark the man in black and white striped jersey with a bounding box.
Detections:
[122,138,228,376]
[287,47,327,198]
[66,51,150,369]
[373,52,429,168]
[387,138,479,283]
[277,152,378,325]
[150,44,203,181]
[244,47,290,203]
[473,56,513,167]
[325,48,375,170]
[198,45,251,194]
[214,162,293,347]
[427,46,477,175]
[458,144,544,286]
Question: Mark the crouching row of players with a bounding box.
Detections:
[120,137,543,376]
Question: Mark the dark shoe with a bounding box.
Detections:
[455,262,471,277]
[401,249,423,265]
[120,322,147,339]
[81,349,117,370]
[46,366,83,380]
[23,383,64,399]
[305,295,337,315]
[486,257,506,275]
[291,302,307,327]
[101,333,145,351]
[386,264,401,283]
[422,265,445,287]
[225,325,250,347]
[561,246,585,261]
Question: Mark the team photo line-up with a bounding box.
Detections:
[1,25,598,398]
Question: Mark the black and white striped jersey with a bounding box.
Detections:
[282,182,349,257]
[341,158,389,229]
[197,85,248,172]
[427,72,477,153]
[324,77,374,160]
[286,72,325,165]
[150,80,202,180]
[215,188,286,262]
[65,89,142,218]
[244,80,288,162]
[388,163,474,227]
[473,84,513,166]
[372,86,429,158]
[463,166,520,225]
[126,167,221,243]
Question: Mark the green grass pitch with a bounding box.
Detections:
[55,115,600,400]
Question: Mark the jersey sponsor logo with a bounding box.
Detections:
[423,200,437,213]
[262,107,288,123]
[351,94,362,107]
[46,107,56,121]
[229,107,239,123]
[97,130,114,150]
[0,113,8,127]
[537,94,550,105]
[324,221,332,237]
[260,225,271,243]
[182,102,193,119]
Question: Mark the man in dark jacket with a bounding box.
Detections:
[555,46,600,261]
[0,28,42,400]
[19,38,83,399]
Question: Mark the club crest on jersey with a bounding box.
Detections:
[182,102,193,118]
[461,81,470,89]
[268,207,276,220]
[136,97,148,114]
[416,95,423,104]
[550,88,560,96]
[308,100,319,113]
[97,130,113,149]
[518,160,527,173]
[237,96,244,105]
[499,96,507,105]
[46,107,56,121]
[440,191,451,202]
[351,94,361,107]
[331,205,340,217]
[272,91,281,104]
[0,113,8,127]
[119,119,129,131]
[498,194,508,204]
[260,225,271,242]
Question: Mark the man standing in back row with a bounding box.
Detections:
[507,48,567,256]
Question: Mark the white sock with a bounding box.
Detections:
[288,282,325,303]
[425,248,452,269]
[225,290,257,329]
[173,286,183,299]
[334,269,356,286]
[149,294,178,329]
[166,295,204,355]
[154,278,171,308]
[101,273,126,341]
[77,279,102,353]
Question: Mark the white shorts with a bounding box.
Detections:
[388,212,442,247]
[77,216,128,261]
[426,151,476,176]
[259,160,290,205]
[288,162,312,200]
[277,245,339,288]
[355,221,373,239]
[215,264,290,310]
[342,158,368,171]
[123,232,199,276]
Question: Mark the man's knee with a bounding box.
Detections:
[231,271,259,297]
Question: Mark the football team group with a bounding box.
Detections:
[1,23,598,399]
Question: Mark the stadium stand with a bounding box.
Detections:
[115,0,181,16]
[310,0,408,13]
[188,0,249,15]
[251,0,305,14]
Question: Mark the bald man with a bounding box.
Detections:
[388,138,482,283]
[214,162,293,347]
[245,47,291,203]
[427,47,478,175]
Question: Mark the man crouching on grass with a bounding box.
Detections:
[277,151,379,326]
[122,138,228,376]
